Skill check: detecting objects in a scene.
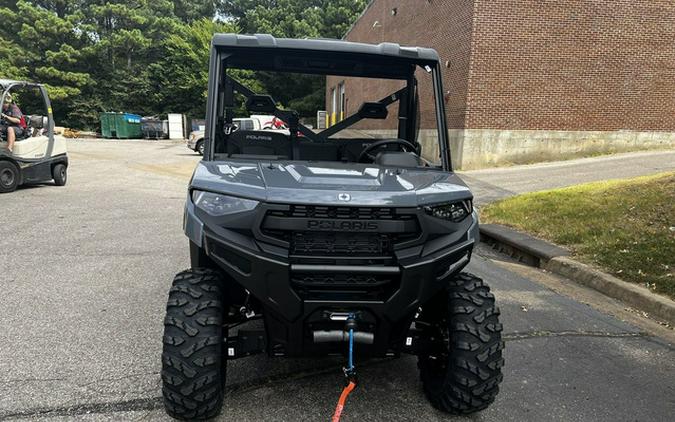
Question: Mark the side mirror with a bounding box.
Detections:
[245,95,277,114]
[357,102,388,119]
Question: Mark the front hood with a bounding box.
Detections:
[191,160,472,206]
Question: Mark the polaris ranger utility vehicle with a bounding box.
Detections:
[0,80,68,193]
[162,34,503,419]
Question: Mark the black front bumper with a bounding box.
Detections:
[194,203,475,357]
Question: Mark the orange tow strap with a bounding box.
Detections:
[331,381,357,422]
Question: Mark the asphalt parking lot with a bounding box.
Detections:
[0,140,673,421]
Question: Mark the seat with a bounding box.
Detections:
[24,115,47,138]
[226,130,292,159]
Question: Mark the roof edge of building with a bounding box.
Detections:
[342,0,376,40]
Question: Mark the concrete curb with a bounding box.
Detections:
[544,257,675,325]
[480,224,675,325]
[480,224,569,262]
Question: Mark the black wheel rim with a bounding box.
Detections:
[422,317,450,374]
[0,168,14,187]
[60,168,66,180]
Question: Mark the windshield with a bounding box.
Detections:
[324,70,440,161]
[208,51,448,169]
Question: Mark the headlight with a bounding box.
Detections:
[423,200,472,222]
[192,191,258,216]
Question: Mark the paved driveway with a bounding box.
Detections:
[0,141,673,421]
[460,149,675,205]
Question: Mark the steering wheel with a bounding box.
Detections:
[357,139,418,163]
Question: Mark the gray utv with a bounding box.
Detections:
[162,34,503,419]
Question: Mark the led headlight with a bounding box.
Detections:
[192,190,258,216]
[423,200,472,222]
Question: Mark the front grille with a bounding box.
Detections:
[291,232,393,256]
[267,205,415,221]
[262,205,416,301]
[262,205,420,259]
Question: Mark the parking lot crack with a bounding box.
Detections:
[76,371,159,388]
[0,377,67,385]
[0,360,396,419]
[503,330,649,341]
[0,397,163,421]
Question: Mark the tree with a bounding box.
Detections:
[150,19,224,117]
[172,0,223,22]
[222,0,368,117]
[223,0,367,39]
[0,0,369,128]
[321,1,368,39]
[0,41,28,80]
[0,0,93,125]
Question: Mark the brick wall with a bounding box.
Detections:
[469,0,675,131]
[327,0,475,129]
[333,0,675,132]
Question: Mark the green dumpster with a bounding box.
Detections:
[114,113,142,139]
[100,112,114,138]
[100,112,143,139]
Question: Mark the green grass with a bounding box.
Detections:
[481,172,675,299]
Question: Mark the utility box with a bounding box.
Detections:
[316,110,327,130]
[167,113,185,139]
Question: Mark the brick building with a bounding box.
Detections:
[327,0,675,169]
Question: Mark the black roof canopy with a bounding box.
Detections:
[213,34,440,79]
